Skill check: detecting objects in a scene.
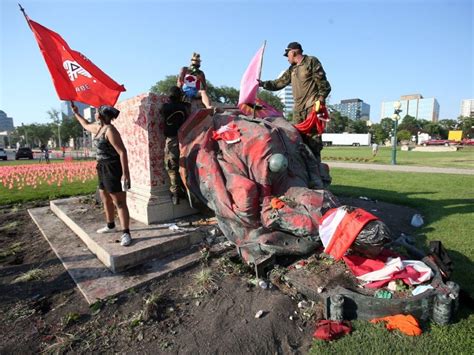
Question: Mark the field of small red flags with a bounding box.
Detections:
[0,161,97,205]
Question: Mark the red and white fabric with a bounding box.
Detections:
[319,207,378,260]
[356,257,433,288]
[211,123,241,144]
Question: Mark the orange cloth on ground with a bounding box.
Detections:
[271,197,285,210]
[370,314,422,336]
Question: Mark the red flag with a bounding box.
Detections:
[26,18,125,107]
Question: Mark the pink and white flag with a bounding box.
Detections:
[238,44,265,106]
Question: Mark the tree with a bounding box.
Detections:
[347,119,369,134]
[380,117,394,133]
[150,75,284,111]
[370,123,389,144]
[438,119,458,131]
[398,115,421,135]
[257,90,285,112]
[423,122,446,139]
[47,108,62,147]
[458,116,474,138]
[213,86,240,105]
[32,124,54,146]
[326,111,349,133]
[61,116,83,145]
[150,75,179,95]
[397,129,412,142]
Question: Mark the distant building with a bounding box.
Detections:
[83,107,97,122]
[0,110,14,132]
[332,98,370,120]
[61,101,89,117]
[380,94,439,122]
[276,86,294,114]
[460,99,474,118]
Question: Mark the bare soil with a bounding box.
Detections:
[0,197,418,354]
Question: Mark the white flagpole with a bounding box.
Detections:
[254,40,266,119]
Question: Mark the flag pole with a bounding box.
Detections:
[18,3,30,25]
[253,40,266,119]
[18,3,33,30]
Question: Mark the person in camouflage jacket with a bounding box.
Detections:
[259,42,331,160]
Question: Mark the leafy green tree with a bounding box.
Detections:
[370,123,389,144]
[438,119,458,131]
[397,129,412,142]
[32,124,54,146]
[347,119,369,133]
[150,75,284,111]
[257,90,285,112]
[47,108,62,146]
[398,115,421,135]
[61,116,84,145]
[457,116,473,138]
[423,122,447,139]
[150,75,179,95]
[326,111,349,133]
[380,117,394,133]
[213,86,240,105]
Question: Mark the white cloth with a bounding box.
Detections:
[319,208,347,248]
[356,257,433,285]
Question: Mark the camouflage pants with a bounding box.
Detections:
[293,108,323,162]
[165,136,180,194]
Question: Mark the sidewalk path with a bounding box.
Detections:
[325,161,474,175]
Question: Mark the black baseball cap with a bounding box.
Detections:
[284,42,303,56]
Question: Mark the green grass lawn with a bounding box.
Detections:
[0,179,97,205]
[322,146,474,169]
[310,168,473,354]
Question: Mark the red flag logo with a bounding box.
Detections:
[27,18,125,107]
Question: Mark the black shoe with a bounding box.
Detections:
[172,193,179,205]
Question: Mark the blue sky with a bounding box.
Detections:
[1,0,472,125]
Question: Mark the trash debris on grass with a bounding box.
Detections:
[411,214,424,227]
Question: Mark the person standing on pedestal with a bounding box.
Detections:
[259,42,331,161]
[160,86,190,205]
[177,53,213,110]
[71,103,132,247]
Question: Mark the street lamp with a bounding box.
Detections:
[391,101,402,165]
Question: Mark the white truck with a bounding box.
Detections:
[321,133,371,146]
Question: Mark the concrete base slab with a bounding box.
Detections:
[49,197,205,272]
[126,186,198,225]
[29,206,204,304]
[413,146,458,152]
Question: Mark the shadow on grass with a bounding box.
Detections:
[330,184,473,221]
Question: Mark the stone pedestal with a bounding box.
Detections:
[114,93,196,224]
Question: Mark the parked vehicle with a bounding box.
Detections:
[0,148,7,160]
[461,138,474,146]
[15,147,34,160]
[422,139,455,147]
[322,133,371,146]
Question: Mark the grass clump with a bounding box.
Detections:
[0,221,20,232]
[0,242,22,260]
[193,268,217,296]
[12,268,44,283]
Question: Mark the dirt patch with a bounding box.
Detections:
[0,197,419,353]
